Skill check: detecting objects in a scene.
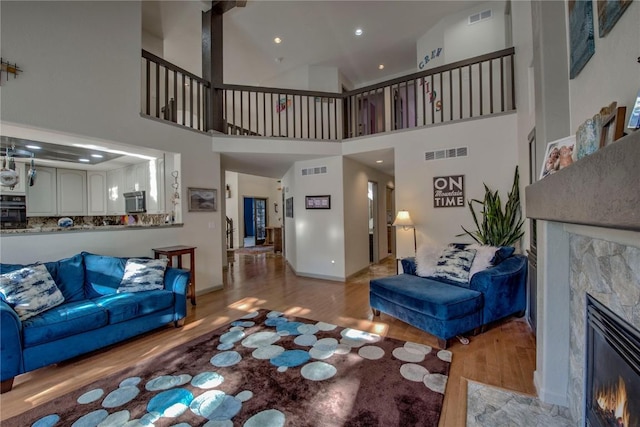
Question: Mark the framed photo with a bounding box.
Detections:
[540,135,576,179]
[305,195,331,209]
[628,90,640,129]
[285,197,294,218]
[600,106,627,147]
[188,188,217,212]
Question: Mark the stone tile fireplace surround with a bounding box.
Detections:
[526,130,640,424]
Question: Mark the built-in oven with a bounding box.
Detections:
[0,194,27,229]
[124,191,146,214]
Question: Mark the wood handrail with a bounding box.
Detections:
[142,49,210,87]
[211,83,341,99]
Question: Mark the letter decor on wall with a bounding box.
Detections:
[433,175,465,208]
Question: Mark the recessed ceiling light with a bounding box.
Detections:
[355,28,363,36]
[274,37,282,44]
[376,160,384,164]
[78,158,90,163]
[26,145,41,150]
[91,154,103,158]
[378,64,385,70]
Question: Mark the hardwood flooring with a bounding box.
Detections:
[0,253,536,426]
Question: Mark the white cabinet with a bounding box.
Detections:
[26,166,57,216]
[87,171,107,215]
[0,162,27,195]
[134,162,148,192]
[106,168,125,215]
[57,169,87,216]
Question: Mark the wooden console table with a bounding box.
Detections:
[152,245,197,306]
[265,226,282,252]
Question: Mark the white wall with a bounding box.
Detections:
[567,1,639,131]
[343,113,519,258]
[142,30,163,57]
[444,1,509,63]
[282,156,346,281]
[282,166,297,269]
[0,1,225,292]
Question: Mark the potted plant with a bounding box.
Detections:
[459,166,524,247]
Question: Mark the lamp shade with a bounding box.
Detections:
[392,210,414,228]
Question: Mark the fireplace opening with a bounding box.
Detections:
[585,294,640,427]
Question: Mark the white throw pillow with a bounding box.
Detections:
[0,264,65,320]
[468,244,500,279]
[118,258,169,293]
[415,244,445,277]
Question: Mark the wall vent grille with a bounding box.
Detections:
[425,147,468,161]
[301,166,328,176]
[468,9,492,25]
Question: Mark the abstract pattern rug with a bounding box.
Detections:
[8,309,452,427]
[234,245,275,255]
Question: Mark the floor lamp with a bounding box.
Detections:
[392,210,417,253]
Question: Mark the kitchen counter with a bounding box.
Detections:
[1,223,183,235]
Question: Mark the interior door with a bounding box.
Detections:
[254,198,267,245]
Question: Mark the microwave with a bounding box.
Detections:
[124,191,146,214]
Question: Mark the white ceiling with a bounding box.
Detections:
[141,0,486,178]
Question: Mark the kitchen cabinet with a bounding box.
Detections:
[87,171,107,215]
[57,169,87,216]
[26,166,57,216]
[106,168,125,215]
[0,162,27,195]
[146,159,165,214]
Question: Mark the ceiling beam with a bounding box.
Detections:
[211,1,246,15]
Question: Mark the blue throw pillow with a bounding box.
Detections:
[117,258,168,293]
[0,264,65,320]
[82,252,128,298]
[491,246,516,265]
[431,247,477,285]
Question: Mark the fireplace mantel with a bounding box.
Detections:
[526,130,640,231]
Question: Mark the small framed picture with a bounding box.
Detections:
[540,135,576,179]
[628,90,640,129]
[305,195,331,209]
[188,188,217,212]
[600,105,627,147]
[285,197,294,218]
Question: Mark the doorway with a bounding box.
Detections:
[368,181,378,263]
[243,197,267,246]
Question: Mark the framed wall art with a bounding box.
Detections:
[568,0,595,79]
[188,188,217,212]
[285,197,294,218]
[305,195,331,209]
[597,0,632,38]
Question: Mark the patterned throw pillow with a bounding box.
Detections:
[117,258,168,293]
[432,247,477,285]
[0,264,65,320]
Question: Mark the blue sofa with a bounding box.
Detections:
[369,254,527,348]
[0,252,190,392]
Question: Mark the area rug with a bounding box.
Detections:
[7,309,452,426]
[466,380,573,427]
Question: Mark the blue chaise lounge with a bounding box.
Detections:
[370,249,527,348]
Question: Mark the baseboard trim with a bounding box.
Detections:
[533,371,569,407]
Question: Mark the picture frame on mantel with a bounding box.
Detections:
[540,135,576,180]
[599,106,627,148]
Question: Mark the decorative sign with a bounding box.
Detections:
[433,175,465,208]
[418,47,443,69]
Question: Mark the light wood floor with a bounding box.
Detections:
[0,253,536,426]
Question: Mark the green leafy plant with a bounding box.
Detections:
[459,166,524,247]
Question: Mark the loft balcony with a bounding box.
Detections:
[141,47,515,141]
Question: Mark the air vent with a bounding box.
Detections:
[425,147,468,161]
[468,9,492,25]
[301,166,328,176]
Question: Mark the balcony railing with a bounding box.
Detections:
[141,47,515,140]
[141,50,211,132]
